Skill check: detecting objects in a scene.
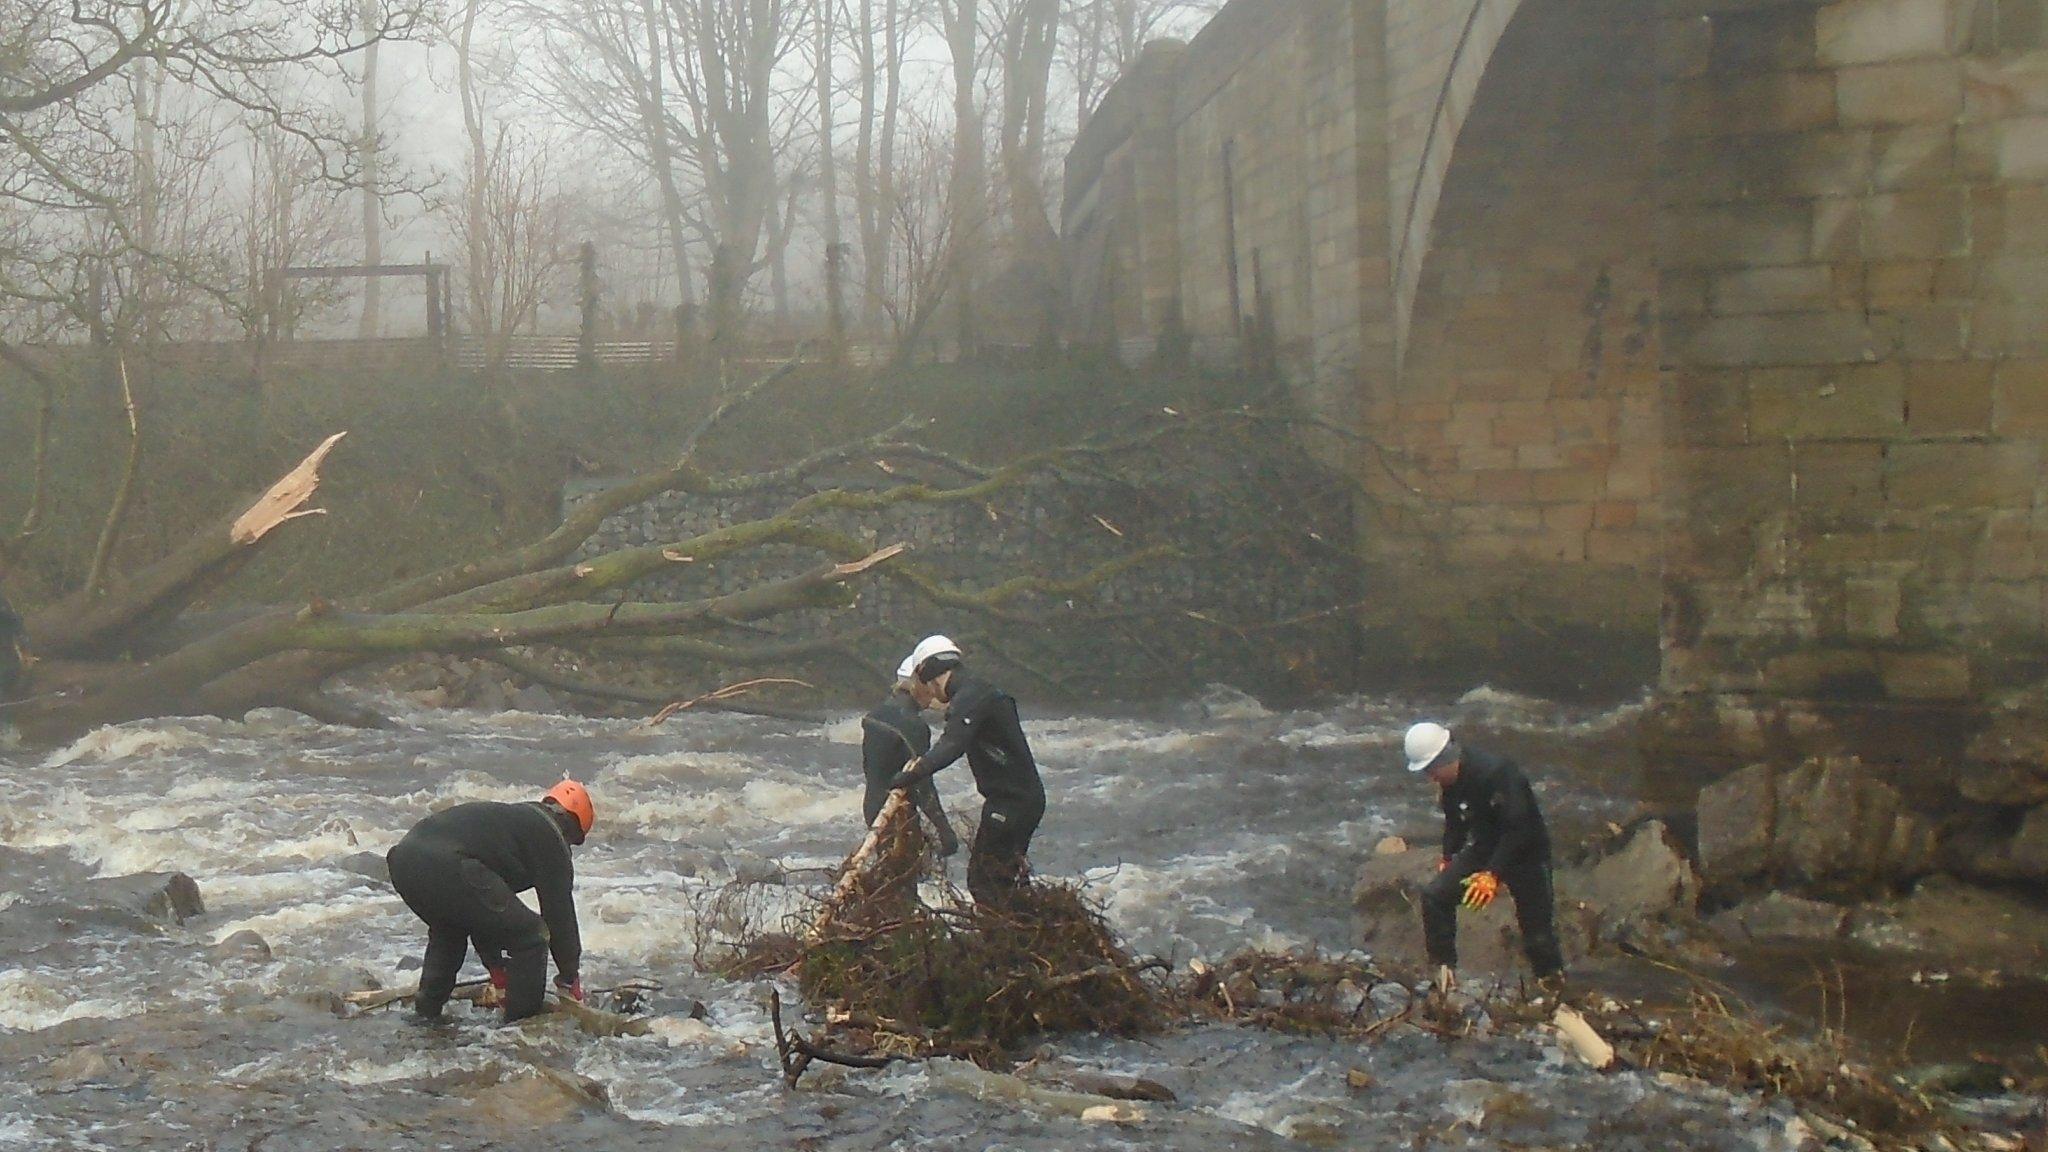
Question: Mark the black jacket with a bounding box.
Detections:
[921,672,1044,812]
[396,801,581,982]
[1440,748,1551,873]
[862,692,932,823]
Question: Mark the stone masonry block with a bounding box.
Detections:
[1963,55,2048,120]
[1818,0,1961,65]
[1998,116,2048,180]
[1661,204,1816,267]
[1670,72,1840,138]
[1845,577,1903,638]
[1872,125,1955,190]
[1837,59,1963,125]
[1710,265,1836,313]
[1906,361,1994,434]
[1973,187,2048,251]
[1879,651,1973,699]
[1793,441,1887,512]
[1884,441,2042,509]
[1993,360,2048,434]
[1750,365,1906,438]
[1684,313,1884,368]
[1710,6,1820,72]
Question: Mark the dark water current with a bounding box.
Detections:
[0,687,1982,1149]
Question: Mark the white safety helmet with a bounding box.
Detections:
[1403,721,1454,773]
[899,634,961,682]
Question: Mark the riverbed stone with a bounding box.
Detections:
[1708,892,1854,942]
[209,930,272,963]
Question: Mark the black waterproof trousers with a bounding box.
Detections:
[1421,855,1564,978]
[388,839,550,1021]
[967,802,1042,907]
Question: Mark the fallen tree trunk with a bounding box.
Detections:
[25,433,346,659]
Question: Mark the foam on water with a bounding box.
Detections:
[0,970,147,1031]
[0,1114,40,1147]
[40,723,210,769]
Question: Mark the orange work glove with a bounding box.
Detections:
[1460,870,1499,910]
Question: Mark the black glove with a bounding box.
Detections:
[889,767,926,792]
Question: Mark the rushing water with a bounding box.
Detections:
[0,688,1881,1149]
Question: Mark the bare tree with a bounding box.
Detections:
[993,0,1061,346]
[359,0,385,338]
[0,0,429,339]
[939,0,986,358]
[814,0,846,357]
[449,5,572,372]
[1058,0,1219,125]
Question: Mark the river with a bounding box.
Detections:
[0,687,1993,1149]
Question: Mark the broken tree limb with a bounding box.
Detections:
[809,790,913,944]
[25,433,346,659]
[229,431,344,545]
[10,549,904,744]
[0,339,58,544]
[480,650,827,721]
[1554,1006,1617,1071]
[642,678,816,727]
[82,357,142,600]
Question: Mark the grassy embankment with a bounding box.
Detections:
[0,355,1244,611]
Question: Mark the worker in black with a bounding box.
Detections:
[1402,721,1562,983]
[889,638,1045,905]
[862,683,959,856]
[385,780,594,1024]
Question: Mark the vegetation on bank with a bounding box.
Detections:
[0,356,1256,607]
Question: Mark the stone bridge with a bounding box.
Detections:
[1065,0,2048,766]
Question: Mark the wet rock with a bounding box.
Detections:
[47,1048,109,1081]
[509,684,560,713]
[1848,876,2048,964]
[335,850,390,884]
[1944,804,2048,884]
[648,1016,748,1056]
[210,930,272,963]
[80,872,205,925]
[1373,836,1410,856]
[1698,758,1933,896]
[1709,893,1851,943]
[1560,820,1700,926]
[463,1066,609,1127]
[727,850,787,885]
[1963,714,2048,805]
[1957,762,2048,808]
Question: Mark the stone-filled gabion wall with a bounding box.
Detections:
[568,445,1361,703]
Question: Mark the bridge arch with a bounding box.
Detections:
[1358,0,1667,696]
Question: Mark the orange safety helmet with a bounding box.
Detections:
[543,778,595,839]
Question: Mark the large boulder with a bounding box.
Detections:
[1558,820,1700,926]
[1964,712,2048,806]
[1697,758,1934,895]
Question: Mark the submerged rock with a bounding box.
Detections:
[209,930,272,963]
[335,850,390,885]
[1708,892,1851,943]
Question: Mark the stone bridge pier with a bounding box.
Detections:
[1067,0,2048,769]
